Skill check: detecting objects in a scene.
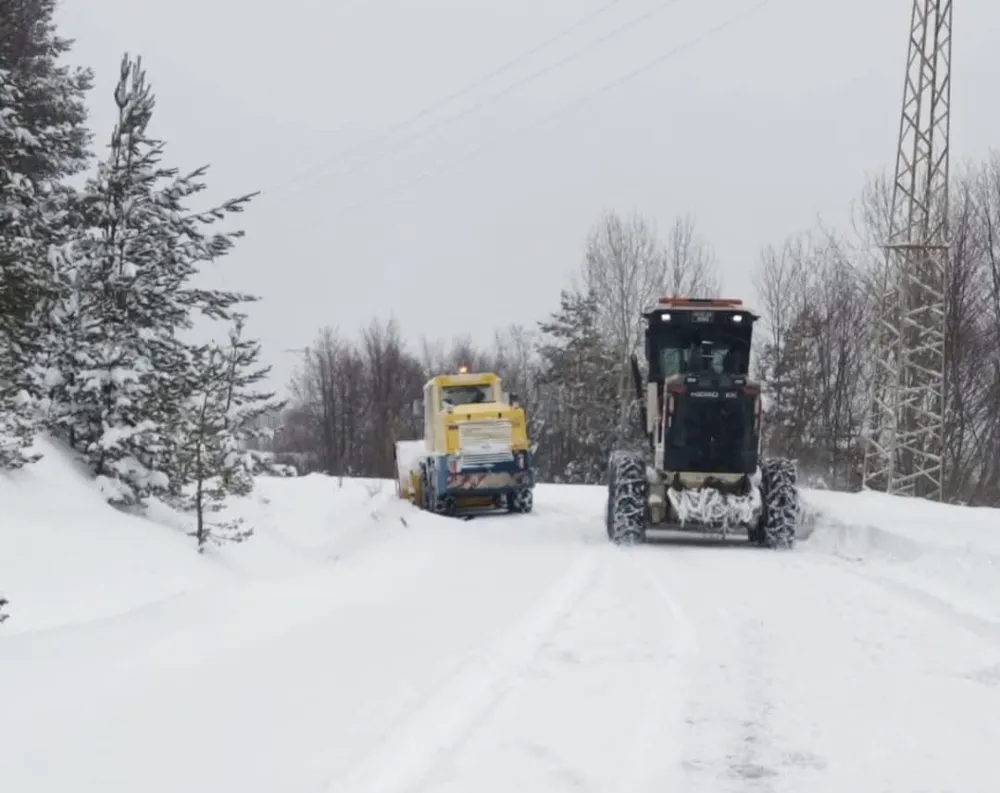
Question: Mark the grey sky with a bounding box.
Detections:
[56,0,999,393]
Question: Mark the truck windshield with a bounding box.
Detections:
[441,384,492,406]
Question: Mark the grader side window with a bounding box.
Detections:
[661,347,687,375]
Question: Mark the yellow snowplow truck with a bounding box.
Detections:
[395,368,535,516]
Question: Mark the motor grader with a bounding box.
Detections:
[606,297,800,547]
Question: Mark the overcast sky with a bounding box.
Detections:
[56,0,999,393]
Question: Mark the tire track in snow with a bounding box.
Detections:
[609,546,698,793]
[327,547,606,793]
[389,542,698,793]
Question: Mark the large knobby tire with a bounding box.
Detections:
[510,488,534,513]
[606,450,648,545]
[756,457,799,549]
[434,493,457,516]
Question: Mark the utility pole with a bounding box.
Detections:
[863,0,952,500]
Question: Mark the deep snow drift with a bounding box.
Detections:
[2,439,999,792]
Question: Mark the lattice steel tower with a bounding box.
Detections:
[862,0,952,500]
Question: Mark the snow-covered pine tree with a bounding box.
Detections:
[177,318,283,552]
[0,594,8,624]
[176,343,248,552]
[536,289,619,484]
[0,0,93,468]
[211,314,285,497]
[59,53,258,504]
[0,75,37,468]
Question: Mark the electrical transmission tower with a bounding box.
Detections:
[862,0,952,500]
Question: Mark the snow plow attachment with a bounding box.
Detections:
[395,440,425,503]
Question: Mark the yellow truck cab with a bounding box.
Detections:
[399,367,535,516]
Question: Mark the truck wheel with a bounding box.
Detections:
[510,488,533,513]
[756,458,799,549]
[419,462,433,512]
[606,450,647,544]
[434,493,457,516]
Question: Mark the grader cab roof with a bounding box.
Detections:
[658,297,745,308]
[643,297,759,323]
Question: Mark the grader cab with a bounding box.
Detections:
[606,298,800,547]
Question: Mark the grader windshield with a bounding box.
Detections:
[645,301,756,381]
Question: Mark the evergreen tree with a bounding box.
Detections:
[177,317,284,552]
[0,0,92,467]
[52,53,258,503]
[758,305,821,462]
[536,289,618,483]
[0,594,8,624]
[176,343,249,552]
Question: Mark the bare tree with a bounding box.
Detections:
[751,236,807,381]
[579,210,719,433]
[751,228,874,489]
[580,211,664,368]
[663,214,720,298]
[359,317,425,477]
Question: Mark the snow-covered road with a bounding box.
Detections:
[2,475,999,792]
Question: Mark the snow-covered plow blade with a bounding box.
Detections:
[394,440,425,503]
[608,454,798,548]
[663,482,762,533]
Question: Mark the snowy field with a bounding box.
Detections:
[2,438,999,792]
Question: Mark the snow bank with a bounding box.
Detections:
[4,434,997,653]
[802,488,1000,627]
[0,437,220,634]
[0,436,409,634]
[218,472,409,571]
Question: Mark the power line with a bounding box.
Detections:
[263,0,693,204]
[262,0,630,197]
[289,0,774,225]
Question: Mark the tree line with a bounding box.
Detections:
[279,167,1000,507]
[276,212,721,484]
[757,160,1000,504]
[0,0,282,551]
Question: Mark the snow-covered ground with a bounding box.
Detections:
[2,439,999,792]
